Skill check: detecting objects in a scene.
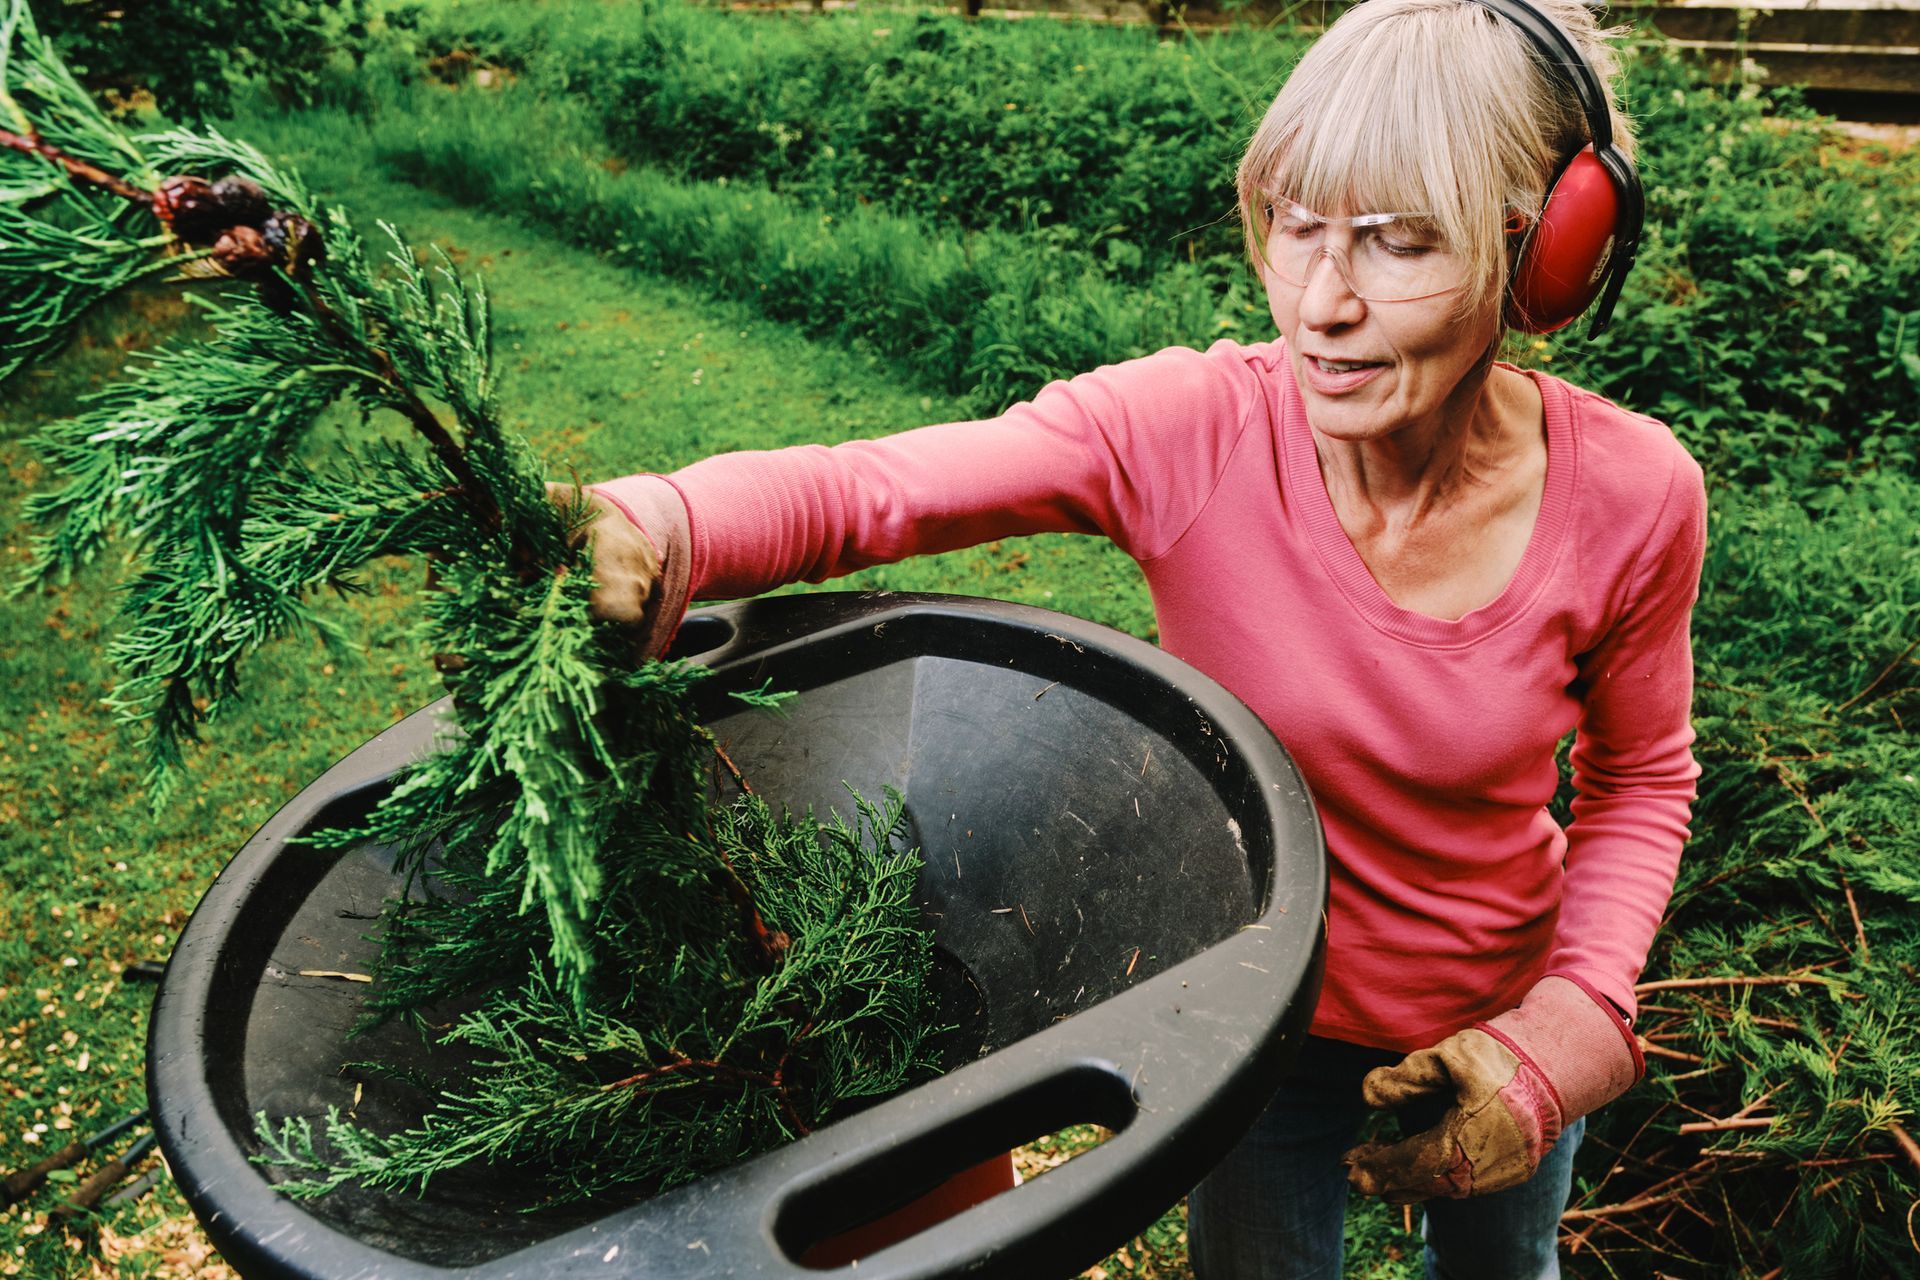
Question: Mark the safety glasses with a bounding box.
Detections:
[1254,197,1468,303]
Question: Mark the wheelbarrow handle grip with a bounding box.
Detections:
[2,1141,86,1205]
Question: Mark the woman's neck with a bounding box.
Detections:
[1312,365,1539,530]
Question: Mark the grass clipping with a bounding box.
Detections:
[2,0,939,1206]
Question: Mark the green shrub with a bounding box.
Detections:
[409,2,1297,276]
[1548,40,1920,489]
[1589,471,1920,1276]
[33,0,398,119]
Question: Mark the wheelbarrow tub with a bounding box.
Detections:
[148,592,1326,1279]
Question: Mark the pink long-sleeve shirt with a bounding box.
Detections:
[600,338,1706,1052]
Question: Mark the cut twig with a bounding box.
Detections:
[712,739,753,795]
[1574,1100,1675,1211]
[1663,1063,1730,1083]
[1638,1038,1707,1065]
[1835,632,1920,713]
[1561,1177,1709,1222]
[1801,1153,1895,1168]
[1634,973,1840,995]
[1727,1087,1781,1122]
[1756,734,1827,832]
[0,126,153,201]
[1888,1122,1920,1179]
[297,282,506,537]
[1840,872,1869,964]
[1677,1116,1777,1135]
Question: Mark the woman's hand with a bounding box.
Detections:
[546,482,662,628]
[1341,976,1643,1202]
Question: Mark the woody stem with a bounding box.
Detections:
[0,126,152,202]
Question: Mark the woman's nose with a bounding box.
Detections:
[1297,250,1368,330]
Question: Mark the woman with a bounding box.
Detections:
[557,0,1705,1273]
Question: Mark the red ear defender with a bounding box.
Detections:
[1505,147,1621,334]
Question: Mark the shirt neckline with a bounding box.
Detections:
[1282,360,1576,648]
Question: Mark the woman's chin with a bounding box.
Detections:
[1299,387,1408,443]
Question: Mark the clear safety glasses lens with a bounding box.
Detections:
[1258,199,1467,303]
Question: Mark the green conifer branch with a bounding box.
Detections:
[0,0,165,380]
[257,786,939,1203]
[4,0,942,1205]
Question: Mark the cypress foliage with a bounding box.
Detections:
[3,0,938,1203]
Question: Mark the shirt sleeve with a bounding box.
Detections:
[1545,449,1709,1022]
[594,343,1257,602]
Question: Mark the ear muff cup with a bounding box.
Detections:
[1506,147,1621,334]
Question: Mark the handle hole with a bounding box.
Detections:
[664,612,735,664]
[776,1066,1134,1268]
[1014,1121,1117,1185]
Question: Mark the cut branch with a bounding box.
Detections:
[702,739,787,969]
[1634,973,1841,995]
[1835,632,1920,713]
[712,740,753,795]
[0,126,151,202]
[1841,872,1869,964]
[4,113,507,541]
[1562,1177,1710,1222]
[1889,1122,1920,1179]
[598,1055,775,1094]
[1638,1038,1707,1065]
[298,281,503,536]
[1677,1116,1777,1135]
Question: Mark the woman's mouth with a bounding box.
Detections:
[1303,354,1388,393]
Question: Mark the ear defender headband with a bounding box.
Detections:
[1466,0,1644,336]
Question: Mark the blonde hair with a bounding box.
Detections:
[1236,0,1636,323]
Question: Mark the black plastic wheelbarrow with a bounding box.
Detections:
[148,592,1326,1279]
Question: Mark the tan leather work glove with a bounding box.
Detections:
[1342,975,1642,1203]
[545,478,691,659]
[546,482,662,627]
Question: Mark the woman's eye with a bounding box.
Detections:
[1369,235,1434,258]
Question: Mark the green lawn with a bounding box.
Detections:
[1,115,1421,1278]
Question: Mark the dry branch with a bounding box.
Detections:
[1633,973,1841,995]
[1889,1122,1920,1179]
[1677,1116,1777,1135]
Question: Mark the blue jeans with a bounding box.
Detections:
[1188,1036,1584,1280]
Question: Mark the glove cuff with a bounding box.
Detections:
[1546,969,1645,1079]
[1475,974,1642,1128]
[590,475,693,657]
